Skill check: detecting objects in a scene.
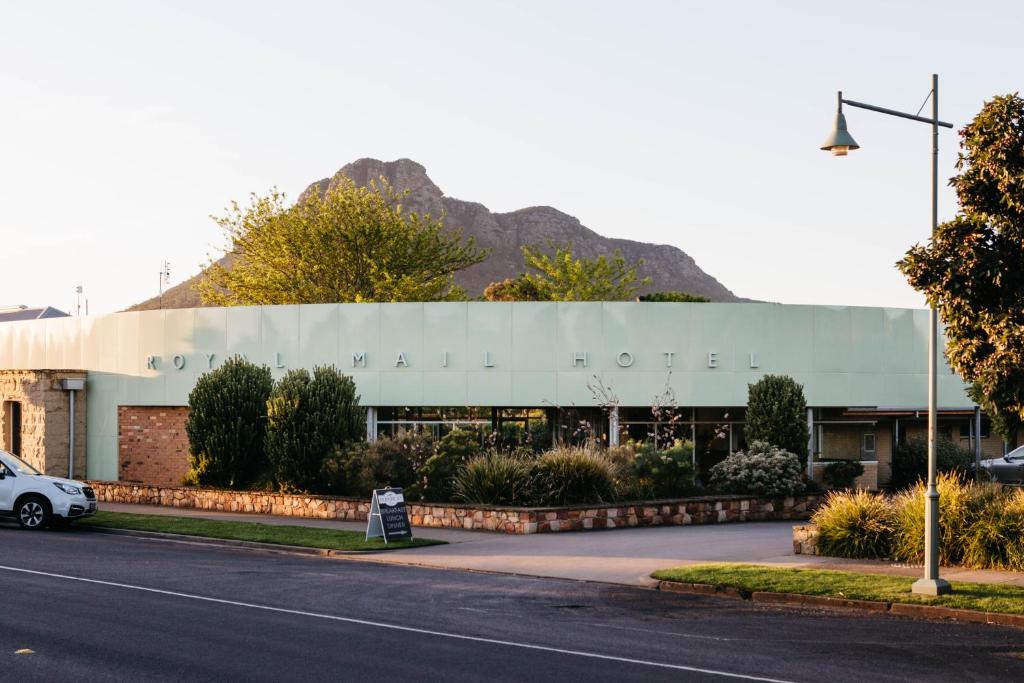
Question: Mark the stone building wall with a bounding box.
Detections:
[88,481,821,534]
[0,370,86,478]
[118,406,191,487]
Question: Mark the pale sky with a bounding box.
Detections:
[1,0,1021,314]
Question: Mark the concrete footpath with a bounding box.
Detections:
[99,502,1024,588]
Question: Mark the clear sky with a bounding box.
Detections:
[1,0,1020,314]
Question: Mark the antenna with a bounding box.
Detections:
[159,260,171,308]
[75,284,83,316]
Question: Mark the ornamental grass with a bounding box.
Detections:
[812,489,896,559]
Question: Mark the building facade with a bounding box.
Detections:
[0,302,1007,488]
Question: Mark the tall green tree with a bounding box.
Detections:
[744,375,809,465]
[198,178,489,305]
[185,356,273,488]
[898,94,1024,428]
[266,365,365,492]
[483,243,649,301]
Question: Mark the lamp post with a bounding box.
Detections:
[822,74,954,596]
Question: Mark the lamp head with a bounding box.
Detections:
[821,106,859,156]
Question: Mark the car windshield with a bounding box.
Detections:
[1007,446,1024,461]
[0,451,41,476]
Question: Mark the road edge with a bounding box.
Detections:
[657,580,1024,628]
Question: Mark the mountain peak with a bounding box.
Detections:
[129,158,741,311]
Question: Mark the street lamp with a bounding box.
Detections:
[822,74,955,596]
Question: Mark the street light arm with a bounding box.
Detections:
[841,98,954,128]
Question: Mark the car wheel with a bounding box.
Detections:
[17,496,52,530]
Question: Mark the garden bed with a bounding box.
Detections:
[88,481,822,534]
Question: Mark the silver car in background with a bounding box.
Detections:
[980,446,1024,484]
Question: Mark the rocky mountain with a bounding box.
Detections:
[131,158,741,310]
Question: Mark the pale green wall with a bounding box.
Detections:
[0,302,970,480]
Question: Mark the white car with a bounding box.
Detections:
[0,450,97,529]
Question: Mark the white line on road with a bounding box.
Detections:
[0,563,796,683]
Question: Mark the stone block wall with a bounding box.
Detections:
[0,370,87,478]
[118,406,191,487]
[89,481,822,534]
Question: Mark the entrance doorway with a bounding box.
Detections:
[2,400,22,455]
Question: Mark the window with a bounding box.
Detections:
[2,401,22,456]
[959,420,991,440]
[862,433,876,457]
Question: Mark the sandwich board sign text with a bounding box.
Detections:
[366,487,413,543]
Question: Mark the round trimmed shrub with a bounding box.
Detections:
[822,459,865,490]
[707,441,804,498]
[532,446,617,506]
[454,452,533,506]
[890,437,975,489]
[185,356,273,488]
[812,490,895,559]
[266,365,364,492]
[341,432,429,497]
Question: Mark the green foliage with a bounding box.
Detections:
[969,383,1021,446]
[453,452,533,506]
[891,472,981,566]
[409,428,481,502]
[744,375,809,465]
[822,460,865,490]
[961,489,1024,570]
[265,365,364,492]
[492,242,650,301]
[812,490,896,559]
[619,440,696,499]
[184,356,273,488]
[890,437,975,490]
[199,178,489,305]
[898,93,1024,425]
[708,441,805,498]
[531,446,618,506]
[341,433,431,498]
[638,291,710,303]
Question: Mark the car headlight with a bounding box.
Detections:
[53,482,82,496]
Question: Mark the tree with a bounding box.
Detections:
[744,375,809,466]
[198,178,489,305]
[184,356,273,488]
[266,365,364,492]
[638,291,710,303]
[898,94,1024,427]
[483,243,649,301]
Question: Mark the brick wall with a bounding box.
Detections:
[118,406,190,487]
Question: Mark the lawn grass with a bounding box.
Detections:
[652,563,1024,615]
[77,511,443,552]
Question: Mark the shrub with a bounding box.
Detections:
[343,432,431,497]
[812,490,896,559]
[185,356,273,488]
[891,472,980,566]
[409,428,481,502]
[961,489,1024,570]
[621,440,696,499]
[708,441,805,498]
[638,291,709,303]
[531,446,618,506]
[822,460,865,490]
[265,365,364,492]
[453,452,533,506]
[744,375,809,466]
[890,437,975,489]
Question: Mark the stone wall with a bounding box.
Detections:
[89,481,822,534]
[118,406,191,487]
[0,370,87,478]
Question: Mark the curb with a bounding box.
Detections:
[657,580,1024,628]
[84,526,396,556]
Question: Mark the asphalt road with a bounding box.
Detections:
[1,523,1023,682]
